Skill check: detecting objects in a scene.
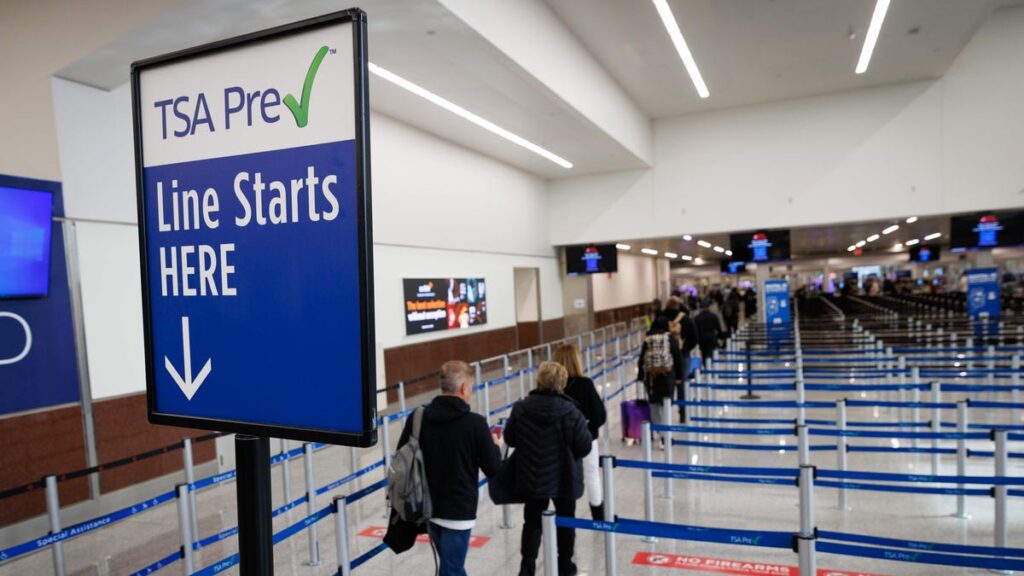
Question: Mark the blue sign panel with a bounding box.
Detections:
[0,176,80,415]
[763,279,791,327]
[132,12,375,446]
[965,268,1000,320]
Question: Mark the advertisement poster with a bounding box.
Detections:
[404,278,487,335]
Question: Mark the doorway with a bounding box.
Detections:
[514,267,543,349]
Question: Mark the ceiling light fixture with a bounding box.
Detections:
[651,0,710,98]
[683,235,693,241]
[882,225,899,235]
[725,250,733,256]
[894,243,904,250]
[694,257,704,265]
[867,234,880,242]
[856,0,891,74]
[641,248,659,256]
[681,255,694,261]
[368,63,573,168]
[924,232,941,241]
[847,245,857,252]
[615,243,631,250]
[906,216,918,224]
[856,240,867,248]
[665,252,678,259]
[905,239,920,246]
[697,240,712,248]
[713,246,725,253]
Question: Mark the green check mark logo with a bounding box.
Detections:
[284,45,329,128]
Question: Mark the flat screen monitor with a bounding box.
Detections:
[404,278,487,335]
[909,245,941,263]
[729,230,791,262]
[720,260,747,274]
[0,186,54,298]
[950,211,1024,250]
[565,244,618,275]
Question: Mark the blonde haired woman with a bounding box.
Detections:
[552,343,607,520]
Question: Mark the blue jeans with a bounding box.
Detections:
[428,522,471,576]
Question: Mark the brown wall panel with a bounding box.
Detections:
[516,321,540,350]
[540,318,565,343]
[595,303,649,329]
[0,405,89,527]
[384,326,518,402]
[93,393,215,492]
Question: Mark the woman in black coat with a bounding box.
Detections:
[553,343,607,520]
[505,362,592,576]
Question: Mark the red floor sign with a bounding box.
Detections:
[632,551,885,576]
[358,526,490,548]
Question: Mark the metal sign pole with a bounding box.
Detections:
[235,435,273,575]
[601,455,617,576]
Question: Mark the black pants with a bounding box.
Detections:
[699,341,716,368]
[520,497,577,576]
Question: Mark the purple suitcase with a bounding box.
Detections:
[620,399,651,443]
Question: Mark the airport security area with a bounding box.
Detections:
[3,1,1024,575]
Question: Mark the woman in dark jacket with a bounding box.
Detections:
[505,362,592,576]
[553,343,607,520]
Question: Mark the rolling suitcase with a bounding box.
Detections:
[620,393,651,445]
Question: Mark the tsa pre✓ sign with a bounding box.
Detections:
[132,10,375,446]
[763,279,790,327]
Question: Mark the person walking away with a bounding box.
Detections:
[638,317,684,437]
[722,291,739,339]
[695,300,724,369]
[396,361,501,576]
[676,305,698,421]
[553,343,607,520]
[504,362,592,576]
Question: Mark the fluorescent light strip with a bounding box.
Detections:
[924,232,942,241]
[664,252,678,259]
[847,245,857,252]
[905,239,920,246]
[681,255,694,261]
[882,225,899,235]
[713,246,725,253]
[697,240,712,248]
[694,257,704,265]
[615,243,631,250]
[683,235,693,241]
[368,63,573,169]
[906,216,918,224]
[641,248,659,256]
[856,240,866,248]
[856,0,891,74]
[867,234,880,242]
[651,0,710,98]
[725,250,733,256]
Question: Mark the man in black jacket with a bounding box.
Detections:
[397,361,501,576]
[505,362,592,576]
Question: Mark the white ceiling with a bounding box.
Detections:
[543,0,1014,118]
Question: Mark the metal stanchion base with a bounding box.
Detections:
[739,393,761,400]
[836,505,852,512]
[642,536,658,543]
[951,512,971,520]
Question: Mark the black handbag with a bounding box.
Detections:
[383,508,426,554]
[488,448,525,505]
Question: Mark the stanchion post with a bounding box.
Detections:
[303,443,321,565]
[796,378,806,426]
[333,495,351,576]
[1013,354,1021,425]
[483,373,493,426]
[601,455,617,576]
[542,510,559,576]
[527,347,535,391]
[475,362,485,417]
[797,426,816,576]
[993,430,1008,550]
[176,483,194,575]
[519,354,527,400]
[183,438,199,541]
[912,368,921,449]
[45,475,66,576]
[641,421,656,541]
[281,438,293,504]
[987,345,997,398]
[349,446,358,476]
[504,354,512,408]
[836,400,849,511]
[953,400,969,519]
[930,381,941,475]
[897,356,907,425]
[398,380,407,415]
[662,396,673,500]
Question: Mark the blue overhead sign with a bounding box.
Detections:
[763,279,791,327]
[132,11,376,446]
[965,267,1000,320]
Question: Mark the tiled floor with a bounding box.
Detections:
[2,369,1023,576]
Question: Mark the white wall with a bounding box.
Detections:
[592,253,661,312]
[514,268,540,323]
[52,82,563,399]
[548,7,1024,245]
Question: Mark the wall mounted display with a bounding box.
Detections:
[908,245,941,263]
[729,230,791,262]
[565,244,618,275]
[0,186,54,298]
[404,278,487,335]
[719,261,747,274]
[950,211,1024,250]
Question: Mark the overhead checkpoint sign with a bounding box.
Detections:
[131,10,376,446]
